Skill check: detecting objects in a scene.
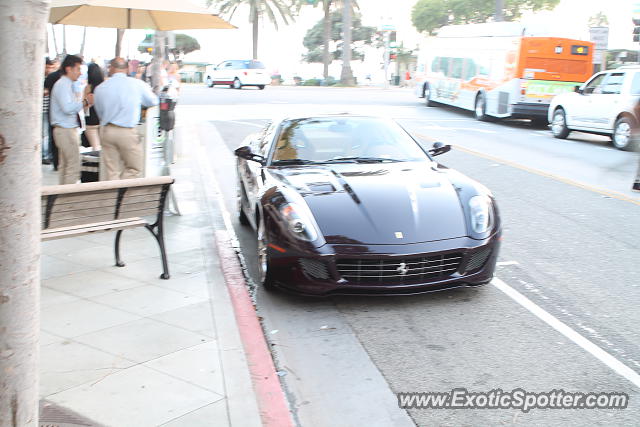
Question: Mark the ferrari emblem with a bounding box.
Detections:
[397,262,409,275]
[395,232,403,239]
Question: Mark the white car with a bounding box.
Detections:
[548,66,640,150]
[206,59,270,90]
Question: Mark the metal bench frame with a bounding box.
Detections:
[41,177,175,279]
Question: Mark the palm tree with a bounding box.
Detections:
[209,0,294,60]
[300,0,358,80]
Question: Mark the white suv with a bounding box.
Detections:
[548,66,640,150]
[206,59,270,90]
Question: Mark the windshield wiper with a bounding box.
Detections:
[271,158,317,166]
[323,156,402,163]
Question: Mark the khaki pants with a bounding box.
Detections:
[100,124,142,181]
[53,127,80,185]
[84,125,101,150]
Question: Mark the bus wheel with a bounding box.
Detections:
[474,93,490,121]
[551,108,570,139]
[425,85,436,107]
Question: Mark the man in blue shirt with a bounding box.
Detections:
[50,55,87,184]
[93,57,158,180]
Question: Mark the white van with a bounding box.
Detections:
[206,59,270,90]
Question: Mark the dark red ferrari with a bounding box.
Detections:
[235,115,501,296]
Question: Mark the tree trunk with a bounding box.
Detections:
[494,0,504,22]
[62,24,67,55]
[322,0,331,79]
[50,24,59,57]
[339,0,354,85]
[115,28,125,57]
[252,7,259,60]
[151,31,167,93]
[79,27,87,58]
[0,1,50,426]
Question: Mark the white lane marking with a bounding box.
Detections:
[492,277,640,389]
[496,261,520,266]
[227,120,266,128]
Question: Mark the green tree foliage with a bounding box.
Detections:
[303,10,375,62]
[138,33,201,59]
[588,12,609,27]
[412,0,560,34]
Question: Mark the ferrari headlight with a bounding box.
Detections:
[469,195,493,234]
[280,203,318,241]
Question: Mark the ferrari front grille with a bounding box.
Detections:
[336,253,463,284]
[463,247,492,273]
[299,258,330,280]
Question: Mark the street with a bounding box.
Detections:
[178,84,640,427]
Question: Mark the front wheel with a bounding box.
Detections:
[258,85,265,90]
[612,117,635,151]
[551,108,570,139]
[474,93,490,121]
[237,180,250,226]
[233,78,242,90]
[257,217,275,291]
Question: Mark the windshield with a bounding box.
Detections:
[271,117,429,164]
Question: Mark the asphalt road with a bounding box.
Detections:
[178,84,640,427]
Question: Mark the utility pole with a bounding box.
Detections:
[0,0,50,425]
[383,31,390,89]
[340,0,355,85]
[151,31,167,93]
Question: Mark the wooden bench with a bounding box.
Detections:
[41,176,175,279]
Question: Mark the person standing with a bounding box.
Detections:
[83,63,104,150]
[93,57,158,180]
[49,54,87,184]
[44,58,62,170]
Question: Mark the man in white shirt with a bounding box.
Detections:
[93,57,158,180]
[50,55,88,184]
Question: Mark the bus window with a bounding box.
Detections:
[601,73,624,95]
[452,58,463,79]
[632,73,640,95]
[464,59,477,80]
[431,57,440,73]
[583,73,606,95]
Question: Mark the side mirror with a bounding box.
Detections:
[574,85,583,94]
[428,142,451,157]
[234,146,265,164]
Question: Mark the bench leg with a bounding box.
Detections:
[114,230,125,267]
[145,224,170,280]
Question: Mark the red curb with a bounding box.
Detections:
[215,229,294,427]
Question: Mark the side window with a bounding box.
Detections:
[583,74,606,95]
[451,58,463,79]
[224,62,233,68]
[632,73,640,95]
[600,73,624,95]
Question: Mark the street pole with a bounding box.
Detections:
[0,1,50,425]
[340,0,355,85]
[383,31,390,89]
[151,30,167,94]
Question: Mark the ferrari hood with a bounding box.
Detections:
[272,162,468,245]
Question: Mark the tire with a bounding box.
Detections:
[258,85,265,90]
[237,180,250,226]
[424,85,436,107]
[612,117,634,151]
[474,93,490,121]
[550,108,570,139]
[257,216,275,291]
[233,78,242,90]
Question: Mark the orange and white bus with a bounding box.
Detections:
[414,22,594,124]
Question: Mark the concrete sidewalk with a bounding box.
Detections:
[39,124,274,426]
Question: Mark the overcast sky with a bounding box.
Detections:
[49,0,637,79]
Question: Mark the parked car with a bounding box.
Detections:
[548,66,640,150]
[206,59,270,90]
[234,115,501,296]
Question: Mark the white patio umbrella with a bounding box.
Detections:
[49,0,235,30]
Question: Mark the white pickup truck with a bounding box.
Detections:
[548,65,640,150]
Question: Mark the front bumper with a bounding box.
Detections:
[267,234,501,296]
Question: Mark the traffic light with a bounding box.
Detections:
[634,18,640,42]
